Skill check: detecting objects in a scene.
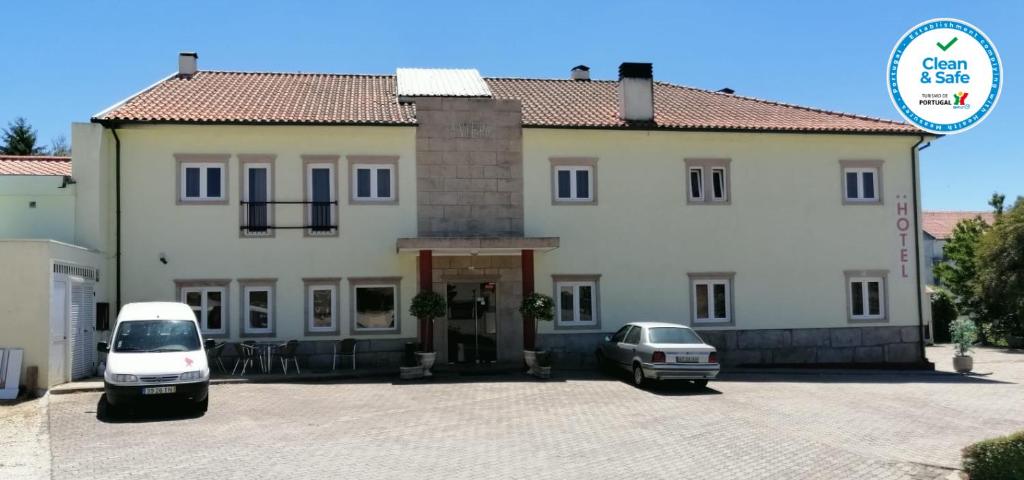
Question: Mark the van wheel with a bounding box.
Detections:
[692,379,709,388]
[632,364,646,388]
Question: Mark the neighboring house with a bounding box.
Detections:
[64,53,935,369]
[0,155,75,242]
[922,211,995,286]
[0,155,105,392]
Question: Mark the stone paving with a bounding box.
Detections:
[5,346,1024,479]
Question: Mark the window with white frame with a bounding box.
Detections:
[180,163,225,201]
[848,276,885,320]
[307,284,337,333]
[555,166,593,201]
[306,162,336,233]
[353,284,397,331]
[688,167,704,201]
[181,286,226,335]
[352,164,394,201]
[840,161,883,204]
[685,159,730,204]
[691,277,732,324]
[242,162,271,234]
[242,285,273,335]
[556,280,597,326]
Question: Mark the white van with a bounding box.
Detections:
[98,302,210,413]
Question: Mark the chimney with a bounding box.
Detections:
[570,65,590,81]
[618,62,654,122]
[178,52,198,77]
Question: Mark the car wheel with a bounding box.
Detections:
[692,379,709,388]
[196,397,209,414]
[632,364,646,387]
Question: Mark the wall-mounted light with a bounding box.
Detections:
[59,176,77,189]
[29,201,37,208]
[159,252,168,265]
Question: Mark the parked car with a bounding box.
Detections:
[596,322,719,387]
[97,302,210,413]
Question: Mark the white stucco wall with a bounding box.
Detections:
[108,124,419,341]
[0,175,76,242]
[522,129,928,334]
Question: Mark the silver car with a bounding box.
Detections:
[596,322,719,387]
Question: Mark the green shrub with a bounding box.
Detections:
[950,318,978,356]
[962,430,1024,479]
[409,291,446,321]
[931,289,958,343]
[519,292,554,321]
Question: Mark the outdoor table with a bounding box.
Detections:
[252,342,279,373]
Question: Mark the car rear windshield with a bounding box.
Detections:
[113,320,201,353]
[648,327,702,344]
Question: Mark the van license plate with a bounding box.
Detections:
[676,356,699,363]
[142,386,176,395]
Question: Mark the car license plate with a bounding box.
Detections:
[676,355,699,363]
[142,386,176,395]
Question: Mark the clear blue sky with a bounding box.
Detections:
[1,1,1019,210]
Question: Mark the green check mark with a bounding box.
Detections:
[937,37,958,51]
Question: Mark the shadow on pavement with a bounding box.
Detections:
[94,394,206,424]
[714,370,1013,385]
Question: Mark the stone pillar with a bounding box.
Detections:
[418,250,433,351]
[522,249,535,350]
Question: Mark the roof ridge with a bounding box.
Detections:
[0,155,71,161]
[199,69,395,78]
[653,81,909,126]
[485,76,619,83]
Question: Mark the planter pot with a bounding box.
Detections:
[952,355,973,373]
[415,352,437,377]
[399,365,424,380]
[1007,335,1024,349]
[523,350,538,375]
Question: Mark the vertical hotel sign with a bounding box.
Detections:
[896,194,911,278]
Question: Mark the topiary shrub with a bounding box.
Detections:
[962,430,1024,479]
[409,290,446,321]
[931,289,958,343]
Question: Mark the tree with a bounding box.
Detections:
[975,201,1024,339]
[934,216,989,324]
[989,192,1005,216]
[930,288,958,343]
[1,117,46,155]
[49,135,70,156]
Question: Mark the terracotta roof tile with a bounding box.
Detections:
[95,71,921,134]
[0,155,71,176]
[923,211,996,239]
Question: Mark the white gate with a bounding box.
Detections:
[53,263,98,382]
[49,277,68,384]
[69,279,96,380]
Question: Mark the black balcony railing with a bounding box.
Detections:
[239,200,338,232]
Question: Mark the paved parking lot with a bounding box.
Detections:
[9,346,1024,479]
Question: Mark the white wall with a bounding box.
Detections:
[0,175,76,242]
[523,129,928,333]
[110,124,419,341]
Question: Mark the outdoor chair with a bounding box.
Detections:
[333,338,359,371]
[206,340,227,373]
[231,341,259,376]
[277,340,301,375]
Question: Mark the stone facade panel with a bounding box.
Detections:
[862,326,902,346]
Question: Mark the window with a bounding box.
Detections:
[304,279,340,335]
[685,159,731,204]
[648,327,703,344]
[689,167,704,201]
[353,164,394,201]
[840,160,883,204]
[610,325,630,343]
[303,156,338,235]
[846,271,887,321]
[623,325,641,344]
[350,277,401,334]
[242,160,272,235]
[554,277,599,327]
[689,273,735,325]
[550,158,598,204]
[240,283,274,336]
[179,163,225,202]
[180,285,226,335]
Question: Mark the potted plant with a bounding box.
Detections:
[519,292,555,377]
[409,290,446,377]
[950,317,978,373]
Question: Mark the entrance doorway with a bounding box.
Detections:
[446,282,497,364]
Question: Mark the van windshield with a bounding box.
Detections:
[113,320,201,353]
[648,327,702,344]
